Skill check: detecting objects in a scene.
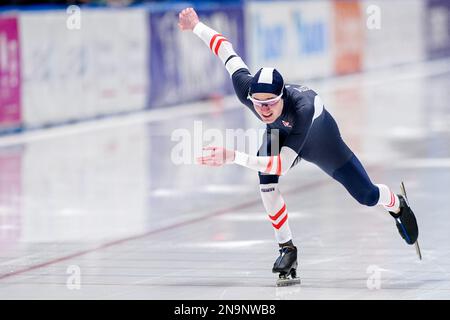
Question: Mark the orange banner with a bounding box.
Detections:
[333,0,364,75]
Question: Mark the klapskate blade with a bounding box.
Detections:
[401,182,422,261]
[400,181,408,201]
[415,241,422,260]
[276,278,301,287]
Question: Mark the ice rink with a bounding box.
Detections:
[0,59,449,299]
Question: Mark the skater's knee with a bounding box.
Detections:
[332,156,379,207]
[259,172,279,185]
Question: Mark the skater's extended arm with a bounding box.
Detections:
[178,8,254,110]
[233,145,299,176]
[192,21,249,78]
[197,145,298,176]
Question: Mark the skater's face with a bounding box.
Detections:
[249,92,284,124]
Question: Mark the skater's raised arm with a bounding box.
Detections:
[178,8,249,78]
[178,8,253,108]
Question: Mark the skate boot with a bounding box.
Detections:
[389,182,422,260]
[389,195,418,245]
[272,244,301,287]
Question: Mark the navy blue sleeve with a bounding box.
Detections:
[231,68,261,118]
[283,96,315,154]
[231,68,251,104]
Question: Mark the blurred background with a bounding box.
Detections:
[0,0,448,132]
[0,0,449,299]
[2,1,151,7]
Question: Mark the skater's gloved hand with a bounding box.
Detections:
[178,7,200,31]
[196,146,235,167]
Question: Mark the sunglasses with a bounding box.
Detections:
[247,91,283,108]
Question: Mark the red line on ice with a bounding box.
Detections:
[0,178,336,280]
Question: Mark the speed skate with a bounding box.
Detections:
[399,182,422,261]
[272,245,301,287]
[276,266,301,287]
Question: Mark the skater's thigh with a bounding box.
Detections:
[331,154,379,206]
[301,111,353,176]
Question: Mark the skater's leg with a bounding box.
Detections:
[318,152,419,245]
[259,167,300,284]
[331,154,401,212]
[257,128,296,246]
[300,110,382,208]
[302,109,418,245]
[258,128,300,284]
[375,183,401,213]
[301,111,400,211]
[259,173,293,245]
[331,154,379,206]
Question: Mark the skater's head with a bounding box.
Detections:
[248,67,285,124]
